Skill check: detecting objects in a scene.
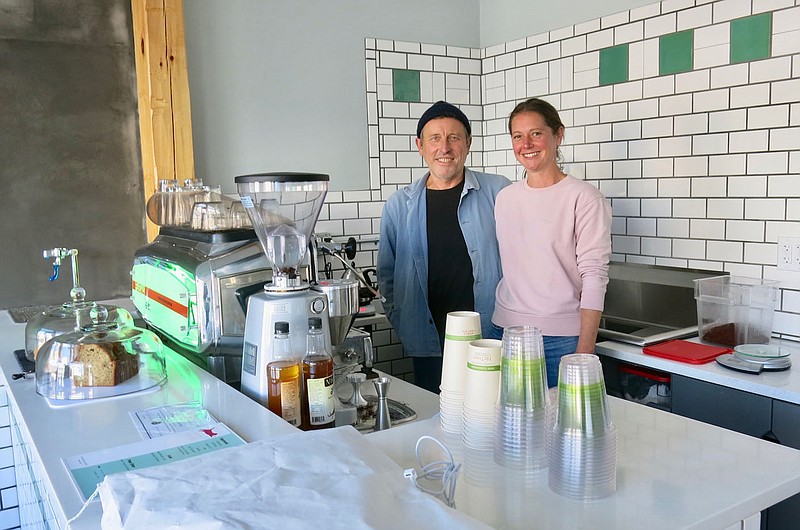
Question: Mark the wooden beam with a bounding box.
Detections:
[165,0,195,187]
[131,0,195,242]
[131,0,157,240]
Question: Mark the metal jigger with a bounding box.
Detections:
[373,376,392,432]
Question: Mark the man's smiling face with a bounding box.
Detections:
[416,117,472,189]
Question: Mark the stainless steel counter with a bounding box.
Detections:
[598,263,724,346]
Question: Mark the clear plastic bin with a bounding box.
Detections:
[694,275,779,348]
[619,364,671,409]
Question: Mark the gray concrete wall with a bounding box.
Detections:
[0,1,145,310]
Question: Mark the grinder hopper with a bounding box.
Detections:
[235,172,329,291]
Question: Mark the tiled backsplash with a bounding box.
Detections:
[317,0,799,376]
[0,388,19,530]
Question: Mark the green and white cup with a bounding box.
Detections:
[463,339,502,412]
[440,311,482,393]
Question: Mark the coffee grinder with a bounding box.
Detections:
[236,172,336,404]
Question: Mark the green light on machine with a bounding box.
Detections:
[132,259,200,350]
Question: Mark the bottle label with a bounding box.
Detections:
[306,375,335,425]
[281,380,301,426]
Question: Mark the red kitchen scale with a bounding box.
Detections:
[643,340,732,364]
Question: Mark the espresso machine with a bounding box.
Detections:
[236,173,364,405]
[132,228,276,385]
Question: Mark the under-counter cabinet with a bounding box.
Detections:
[765,400,800,530]
[671,375,772,439]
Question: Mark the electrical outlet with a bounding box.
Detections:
[794,241,800,269]
[778,237,800,272]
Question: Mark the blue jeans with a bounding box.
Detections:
[488,323,579,388]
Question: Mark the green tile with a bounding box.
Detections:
[659,30,694,75]
[599,44,629,86]
[393,69,420,103]
[730,13,772,64]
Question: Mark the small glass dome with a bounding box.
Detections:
[24,301,134,362]
[35,307,167,401]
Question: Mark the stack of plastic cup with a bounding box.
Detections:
[548,354,618,500]
[462,339,502,451]
[545,386,559,451]
[439,311,482,435]
[493,326,550,473]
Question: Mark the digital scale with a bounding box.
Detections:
[716,344,793,374]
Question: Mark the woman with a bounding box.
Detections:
[489,98,612,387]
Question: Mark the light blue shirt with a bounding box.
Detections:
[377,168,511,357]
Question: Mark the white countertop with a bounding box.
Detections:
[596,337,800,404]
[0,304,437,529]
[367,400,800,530]
[5,301,800,530]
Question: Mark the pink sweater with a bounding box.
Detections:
[492,176,612,336]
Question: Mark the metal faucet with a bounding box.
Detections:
[43,248,85,303]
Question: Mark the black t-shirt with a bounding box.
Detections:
[426,180,475,346]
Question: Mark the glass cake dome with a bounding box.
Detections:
[35,307,167,401]
[25,246,134,363]
[25,301,133,362]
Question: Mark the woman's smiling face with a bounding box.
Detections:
[510,111,564,175]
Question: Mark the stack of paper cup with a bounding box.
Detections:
[493,326,550,473]
[548,354,618,500]
[462,339,502,451]
[439,311,482,435]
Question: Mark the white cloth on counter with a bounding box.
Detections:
[99,425,489,530]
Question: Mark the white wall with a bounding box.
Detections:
[184,0,480,193]
[479,0,660,47]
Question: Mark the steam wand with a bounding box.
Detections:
[316,240,385,303]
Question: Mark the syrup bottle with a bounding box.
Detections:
[267,321,302,427]
[300,317,336,430]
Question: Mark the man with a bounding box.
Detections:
[377,101,511,393]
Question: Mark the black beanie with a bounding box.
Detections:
[416,101,472,138]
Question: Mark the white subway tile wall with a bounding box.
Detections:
[0,388,19,529]
[320,0,800,379]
